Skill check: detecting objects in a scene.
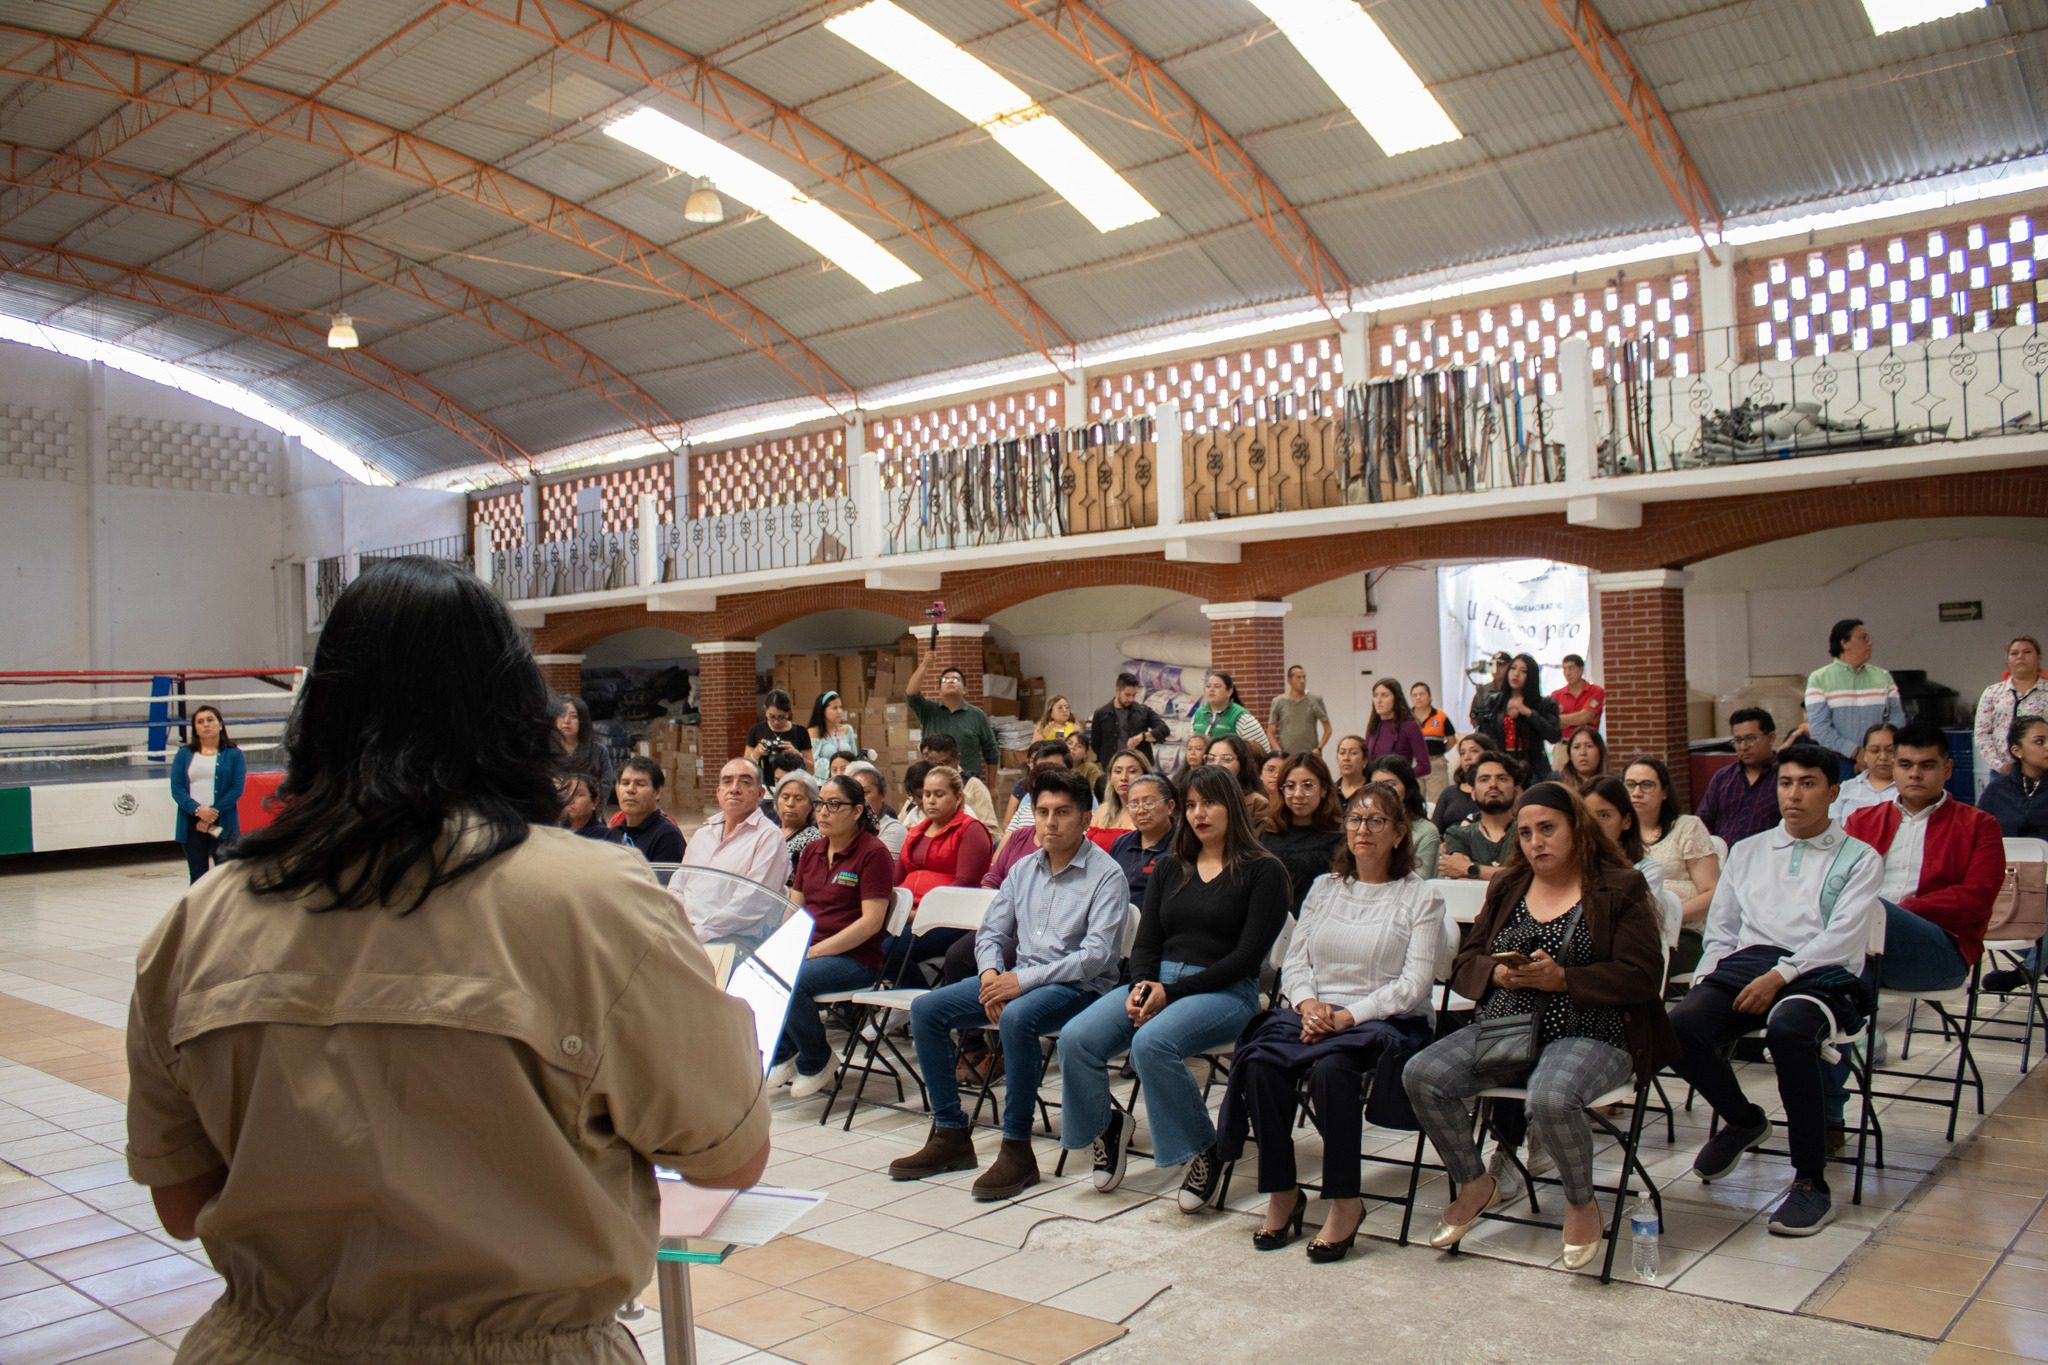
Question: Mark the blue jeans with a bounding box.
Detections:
[774,954,876,1077]
[1057,962,1259,1167]
[1825,899,1971,1119]
[910,977,1096,1141]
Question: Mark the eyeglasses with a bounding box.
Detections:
[1124,799,1165,813]
[1281,781,1323,796]
[1344,814,1394,833]
[1621,779,1660,794]
[815,799,858,814]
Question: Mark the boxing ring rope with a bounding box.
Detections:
[0,668,302,767]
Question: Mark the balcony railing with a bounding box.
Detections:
[661,496,857,581]
[310,533,471,626]
[489,511,637,601]
[882,425,1156,555]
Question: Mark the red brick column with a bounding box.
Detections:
[1595,570,1694,809]
[694,641,761,764]
[534,653,583,698]
[1201,601,1291,740]
[931,622,989,708]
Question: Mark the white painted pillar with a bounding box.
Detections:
[636,492,659,586]
[1062,363,1086,430]
[1697,246,1740,373]
[1153,401,1184,531]
[1339,311,1370,385]
[85,360,114,670]
[850,417,884,561]
[473,523,493,581]
[1558,335,1598,486]
[672,447,692,522]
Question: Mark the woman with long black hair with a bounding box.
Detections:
[1475,652,1562,779]
[170,704,245,883]
[551,693,612,798]
[1058,764,1289,1215]
[125,558,768,1364]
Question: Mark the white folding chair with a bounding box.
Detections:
[1708,835,1730,864]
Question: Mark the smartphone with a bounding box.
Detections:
[1491,950,1534,968]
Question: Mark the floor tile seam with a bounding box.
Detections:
[1929,1182,2048,1343]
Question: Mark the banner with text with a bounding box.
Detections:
[1437,560,1591,731]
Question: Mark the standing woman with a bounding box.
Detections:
[1189,671,1274,754]
[1404,783,1673,1269]
[1333,734,1370,805]
[1975,637,2048,798]
[1562,726,1608,792]
[1089,749,1153,849]
[774,774,894,1100]
[1035,696,1081,744]
[808,692,860,779]
[1058,766,1289,1214]
[1219,783,1442,1262]
[1364,679,1432,779]
[552,695,612,798]
[1476,654,1561,780]
[1412,682,1457,801]
[1623,756,1719,976]
[171,705,245,883]
[1262,753,1345,917]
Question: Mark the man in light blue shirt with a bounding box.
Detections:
[890,766,1129,1202]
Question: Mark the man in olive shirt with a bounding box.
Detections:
[1268,665,1332,757]
[906,651,1000,787]
[1440,755,1523,881]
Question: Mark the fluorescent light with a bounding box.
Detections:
[605,108,918,293]
[1250,0,1458,156]
[824,0,1158,233]
[1861,0,1984,34]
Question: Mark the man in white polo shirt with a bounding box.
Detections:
[672,758,792,948]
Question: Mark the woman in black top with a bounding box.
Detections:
[1261,753,1343,916]
[1474,653,1561,780]
[551,694,612,798]
[1057,765,1289,1215]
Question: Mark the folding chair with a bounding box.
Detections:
[809,888,915,1122]
[1934,837,2048,1071]
[1872,959,1985,1142]
[822,886,995,1130]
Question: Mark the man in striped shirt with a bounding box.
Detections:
[1804,619,1906,762]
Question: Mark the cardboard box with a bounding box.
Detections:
[986,696,1020,718]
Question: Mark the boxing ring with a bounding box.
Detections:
[0,668,299,856]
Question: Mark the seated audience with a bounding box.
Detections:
[808,691,859,779]
[1431,734,1500,833]
[1089,749,1154,849]
[919,734,998,833]
[675,758,791,948]
[1668,743,1883,1237]
[1035,695,1081,744]
[1179,732,1211,776]
[1189,670,1275,753]
[1367,753,1440,879]
[1581,776,1681,948]
[1333,733,1370,805]
[1981,715,2048,993]
[1405,782,1672,1267]
[898,760,933,832]
[1974,636,2047,797]
[1440,755,1524,882]
[771,775,895,1100]
[1696,707,1783,848]
[1365,678,1432,778]
[1624,756,1720,976]
[889,769,1127,1201]
[1830,723,1900,822]
[891,765,996,981]
[1207,733,1271,824]
[1259,751,1289,807]
[1109,773,1178,906]
[1066,731,1104,793]
[1805,618,1905,763]
[1474,653,1561,780]
[1269,665,1333,758]
[559,774,606,839]
[1562,726,1607,792]
[846,760,907,857]
[1059,766,1288,1213]
[758,749,806,819]
[1091,671,1171,766]
[773,769,823,879]
[1219,783,1441,1262]
[1005,740,1075,831]
[609,757,685,864]
[1262,753,1345,916]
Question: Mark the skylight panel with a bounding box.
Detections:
[1862,0,1985,35]
[1249,0,1459,156]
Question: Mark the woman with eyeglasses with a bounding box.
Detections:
[1089,749,1154,850]
[1622,756,1718,976]
[1218,783,1442,1263]
[772,774,895,1102]
[1261,753,1345,917]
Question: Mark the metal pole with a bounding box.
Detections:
[658,1260,696,1365]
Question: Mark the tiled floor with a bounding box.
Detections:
[2,846,2047,1361]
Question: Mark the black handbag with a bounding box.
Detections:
[1468,905,1584,1084]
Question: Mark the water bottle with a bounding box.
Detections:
[1629,1198,1661,1282]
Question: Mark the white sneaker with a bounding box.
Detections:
[767,1060,797,1088]
[789,1068,834,1101]
[1486,1145,1529,1208]
[1525,1135,1554,1180]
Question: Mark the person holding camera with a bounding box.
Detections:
[745,689,812,780]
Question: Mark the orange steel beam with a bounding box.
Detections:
[0,236,533,478]
[1,144,688,449]
[996,0,1347,314]
[445,0,1077,376]
[1534,0,1724,262]
[0,26,856,414]
[0,0,343,235]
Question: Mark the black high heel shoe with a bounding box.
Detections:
[1251,1190,1308,1250]
[1307,1202,1364,1263]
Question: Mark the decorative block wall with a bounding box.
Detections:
[866,385,1063,462]
[539,459,674,541]
[105,417,277,494]
[692,429,847,518]
[1372,272,1700,387]
[0,404,81,482]
[1088,336,1342,434]
[471,488,526,549]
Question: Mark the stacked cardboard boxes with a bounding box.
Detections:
[639,720,709,817]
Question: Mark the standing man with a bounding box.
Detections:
[1697,708,1784,848]
[674,758,793,947]
[906,651,1001,790]
[1805,619,1906,763]
[1438,755,1523,882]
[1089,671,1170,765]
[890,768,1128,1200]
[1552,654,1606,732]
[1268,665,1333,758]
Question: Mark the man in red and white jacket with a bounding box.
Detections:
[1844,720,2006,991]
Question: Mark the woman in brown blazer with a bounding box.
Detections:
[1403,782,1675,1268]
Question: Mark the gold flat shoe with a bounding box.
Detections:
[1426,1186,1502,1250]
[1561,1238,1604,1271]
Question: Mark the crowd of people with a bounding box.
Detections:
[150,560,2042,1363]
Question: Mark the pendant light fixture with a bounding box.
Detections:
[325,247,358,349]
[682,174,725,225]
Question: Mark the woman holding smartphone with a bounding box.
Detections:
[1057,766,1289,1215]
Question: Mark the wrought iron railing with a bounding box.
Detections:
[310,533,470,625]
[661,496,857,582]
[882,424,1157,555]
[489,510,637,600]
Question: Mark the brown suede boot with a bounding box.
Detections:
[888,1124,977,1182]
[970,1139,1040,1202]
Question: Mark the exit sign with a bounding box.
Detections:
[1352,630,1377,652]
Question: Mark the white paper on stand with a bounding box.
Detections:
[705,1186,826,1246]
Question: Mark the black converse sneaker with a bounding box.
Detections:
[1177,1143,1223,1213]
[1091,1110,1129,1193]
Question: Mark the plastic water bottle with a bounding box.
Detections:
[1630,1198,1661,1282]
